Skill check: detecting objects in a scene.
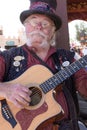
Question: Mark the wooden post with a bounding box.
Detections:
[55,0,70,50]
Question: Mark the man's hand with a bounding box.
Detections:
[0,83,31,108]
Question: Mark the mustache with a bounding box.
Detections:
[28,31,47,39]
[26,31,48,47]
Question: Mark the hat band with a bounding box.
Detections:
[30,2,56,14]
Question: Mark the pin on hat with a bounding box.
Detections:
[20,0,62,31]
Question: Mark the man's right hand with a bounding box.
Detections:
[0,83,32,108]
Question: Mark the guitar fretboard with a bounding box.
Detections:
[40,55,87,93]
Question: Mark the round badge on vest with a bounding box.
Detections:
[13,55,25,72]
[62,61,70,67]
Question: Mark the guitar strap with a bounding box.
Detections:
[53,50,79,130]
[62,86,79,130]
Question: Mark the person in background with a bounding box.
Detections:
[0,0,87,130]
[81,44,87,56]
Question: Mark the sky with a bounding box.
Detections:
[0,0,29,37]
[0,0,86,40]
[0,0,77,39]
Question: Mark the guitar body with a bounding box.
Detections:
[0,65,62,130]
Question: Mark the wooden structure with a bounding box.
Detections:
[56,0,87,50]
[67,0,87,21]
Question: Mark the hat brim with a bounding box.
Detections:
[20,10,62,30]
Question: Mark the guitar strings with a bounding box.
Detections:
[30,87,42,97]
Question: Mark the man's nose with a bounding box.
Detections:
[35,23,43,30]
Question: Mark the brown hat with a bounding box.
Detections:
[20,0,62,30]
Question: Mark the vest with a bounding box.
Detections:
[0,45,28,82]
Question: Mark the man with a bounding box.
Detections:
[0,0,87,130]
[82,44,87,56]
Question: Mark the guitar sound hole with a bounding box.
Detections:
[29,87,42,106]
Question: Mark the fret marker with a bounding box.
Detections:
[81,61,83,63]
[49,82,52,85]
[73,66,76,68]
[54,78,57,81]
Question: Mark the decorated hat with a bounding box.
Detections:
[20,0,62,30]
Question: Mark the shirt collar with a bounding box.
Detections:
[44,46,57,61]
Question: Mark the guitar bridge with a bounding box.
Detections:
[0,99,17,128]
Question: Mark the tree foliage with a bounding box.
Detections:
[75,21,87,41]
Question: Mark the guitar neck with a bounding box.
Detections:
[40,55,87,93]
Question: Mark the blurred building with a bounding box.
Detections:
[0,26,26,50]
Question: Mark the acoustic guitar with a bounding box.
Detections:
[0,55,87,130]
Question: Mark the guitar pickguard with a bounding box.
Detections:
[16,102,48,130]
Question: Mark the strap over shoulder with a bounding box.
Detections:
[52,48,75,72]
[56,48,75,63]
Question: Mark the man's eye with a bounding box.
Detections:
[43,22,49,26]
